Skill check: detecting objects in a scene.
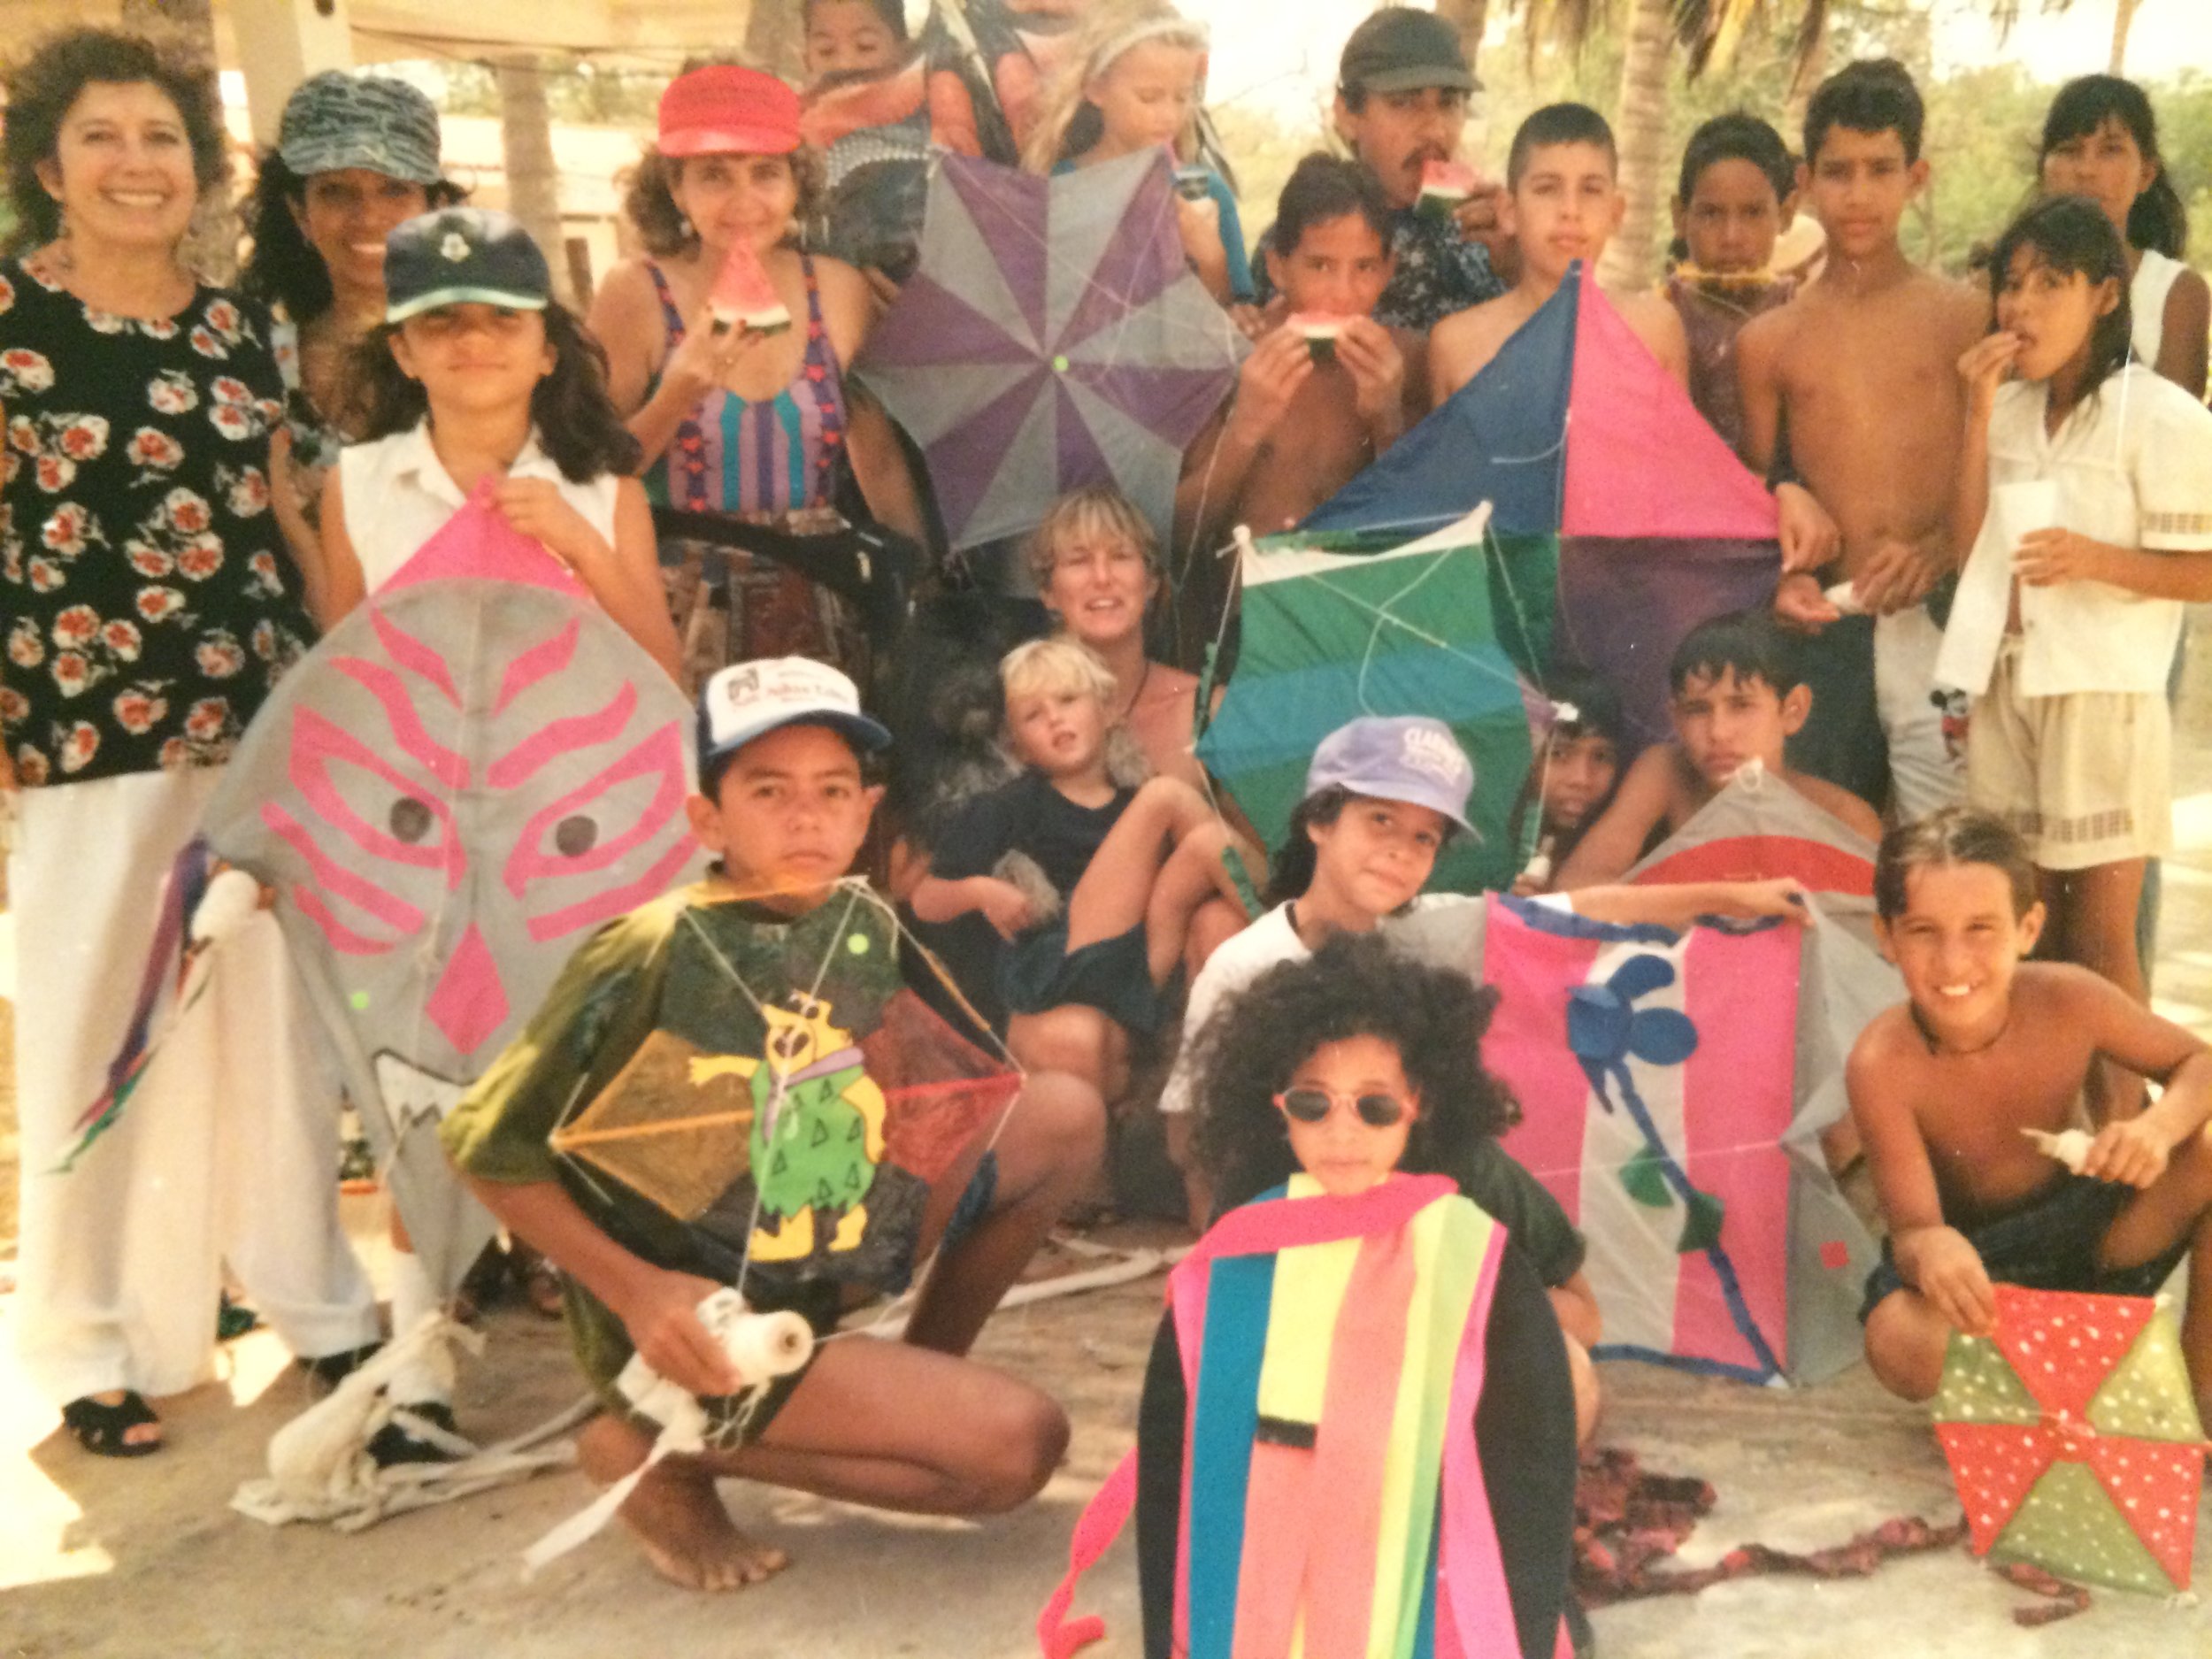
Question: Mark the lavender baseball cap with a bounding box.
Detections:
[1304,716,1476,833]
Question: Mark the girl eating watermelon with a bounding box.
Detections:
[588,63,926,687]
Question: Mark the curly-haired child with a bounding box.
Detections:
[1040,931,1579,1659]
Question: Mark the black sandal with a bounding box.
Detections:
[297,1341,384,1388]
[367,1402,465,1468]
[61,1391,163,1458]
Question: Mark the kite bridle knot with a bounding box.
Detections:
[2039,1407,2098,1463]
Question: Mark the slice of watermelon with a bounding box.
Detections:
[1417,158,1478,222]
[709,241,792,336]
[1286,311,1358,364]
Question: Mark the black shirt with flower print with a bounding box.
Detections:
[0,260,315,787]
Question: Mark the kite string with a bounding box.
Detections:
[1348,534,1457,719]
[1479,514,1564,873]
[1301,565,1530,694]
[1287,426,1574,549]
[634,879,1034,1321]
[806,1126,1865,1356]
[710,883,867,1311]
[1178,527,1249,846]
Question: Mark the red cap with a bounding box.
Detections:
[657,65,802,158]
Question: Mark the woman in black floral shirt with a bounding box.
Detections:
[1,27,376,1457]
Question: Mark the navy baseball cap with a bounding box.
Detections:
[1304,716,1476,833]
[384,207,549,324]
[697,657,891,782]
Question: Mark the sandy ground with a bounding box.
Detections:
[4,627,2212,1657]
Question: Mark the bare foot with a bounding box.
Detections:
[576,1414,788,1592]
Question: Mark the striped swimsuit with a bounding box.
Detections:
[644,253,858,683]
[647,252,848,514]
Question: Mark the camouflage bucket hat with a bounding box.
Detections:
[277,71,442,185]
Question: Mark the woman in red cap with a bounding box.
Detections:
[588,62,925,686]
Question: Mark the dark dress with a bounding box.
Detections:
[1133,1241,1579,1659]
[0,259,314,788]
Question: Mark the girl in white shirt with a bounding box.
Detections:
[2037,74,2207,399]
[1946,197,2212,1087]
[313,209,682,1458]
[318,208,680,680]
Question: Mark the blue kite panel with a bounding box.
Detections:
[1301,277,1578,538]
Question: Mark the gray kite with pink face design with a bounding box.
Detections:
[199,493,705,1293]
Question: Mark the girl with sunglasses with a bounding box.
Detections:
[1040,932,1581,1658]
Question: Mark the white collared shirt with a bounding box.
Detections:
[337,419,620,595]
[1936,364,2212,699]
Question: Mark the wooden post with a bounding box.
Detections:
[229,0,356,149]
[495,55,576,308]
[743,0,806,81]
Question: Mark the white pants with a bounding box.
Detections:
[1874,605,1967,824]
[10,767,377,1404]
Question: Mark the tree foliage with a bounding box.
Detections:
[1472,0,2212,275]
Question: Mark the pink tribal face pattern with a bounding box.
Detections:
[206,572,701,1106]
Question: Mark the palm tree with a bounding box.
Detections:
[1436,0,1491,62]
[1490,0,1832,292]
[1456,0,2096,289]
[1601,0,1678,290]
[2108,0,2143,73]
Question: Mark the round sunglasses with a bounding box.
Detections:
[1272,1086,1416,1129]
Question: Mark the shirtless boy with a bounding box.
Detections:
[1176,155,1419,549]
[1429,103,1689,405]
[1737,59,1987,819]
[442,661,1104,1590]
[1555,611,1882,889]
[1852,809,2212,1412]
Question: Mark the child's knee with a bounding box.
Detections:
[1134,773,1206,826]
[1018,1069,1108,1164]
[2177,1120,2212,1181]
[1172,818,1232,866]
[1011,1006,1110,1080]
[968,1388,1070,1511]
[1565,1335,1601,1447]
[1863,1291,1946,1401]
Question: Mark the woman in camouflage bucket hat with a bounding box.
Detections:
[241,71,462,617]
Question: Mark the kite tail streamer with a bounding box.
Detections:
[54,837,215,1171]
[1036,1450,1138,1658]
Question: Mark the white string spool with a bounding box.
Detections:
[524,1289,817,1578]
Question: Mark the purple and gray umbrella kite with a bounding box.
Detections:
[856,147,1245,552]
